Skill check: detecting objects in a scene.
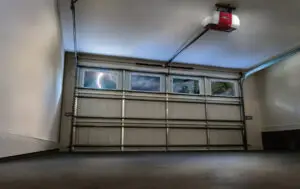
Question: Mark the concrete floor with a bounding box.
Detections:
[0,152,300,189]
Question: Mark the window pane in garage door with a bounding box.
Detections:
[130,73,163,92]
[211,80,236,96]
[83,70,119,90]
[172,77,200,94]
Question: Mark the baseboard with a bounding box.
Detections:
[0,132,59,158]
[0,148,59,163]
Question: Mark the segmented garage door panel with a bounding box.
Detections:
[210,130,243,145]
[76,127,121,145]
[168,129,207,145]
[88,128,121,145]
[77,98,122,117]
[124,128,166,145]
[168,102,206,119]
[207,104,241,121]
[125,100,165,119]
[76,127,89,145]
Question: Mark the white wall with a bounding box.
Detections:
[0,0,64,158]
[254,52,300,132]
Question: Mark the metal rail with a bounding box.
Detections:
[165,76,170,151]
[69,0,80,152]
[75,95,241,106]
[121,70,126,151]
[76,87,242,98]
[73,116,243,123]
[73,144,244,148]
[74,121,243,127]
[166,28,210,66]
[239,74,248,150]
[74,125,244,131]
[203,77,210,149]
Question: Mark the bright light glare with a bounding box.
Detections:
[97,72,104,88]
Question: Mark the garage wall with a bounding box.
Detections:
[255,52,300,132]
[0,0,64,158]
[60,53,255,151]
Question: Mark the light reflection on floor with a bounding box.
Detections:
[0,152,299,189]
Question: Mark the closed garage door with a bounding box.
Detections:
[60,55,246,152]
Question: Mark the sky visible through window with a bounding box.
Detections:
[131,74,161,92]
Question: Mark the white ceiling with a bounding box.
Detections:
[59,0,300,69]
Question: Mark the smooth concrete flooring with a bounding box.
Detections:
[0,152,300,189]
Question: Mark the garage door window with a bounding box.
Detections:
[171,77,201,94]
[82,70,120,90]
[130,73,163,92]
[211,80,236,97]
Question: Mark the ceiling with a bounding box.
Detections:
[59,0,300,69]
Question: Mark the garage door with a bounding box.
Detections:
[60,55,247,152]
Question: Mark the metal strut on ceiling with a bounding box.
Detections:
[69,0,80,152]
[166,28,210,68]
[166,3,238,69]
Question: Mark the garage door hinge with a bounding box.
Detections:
[65,112,73,117]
